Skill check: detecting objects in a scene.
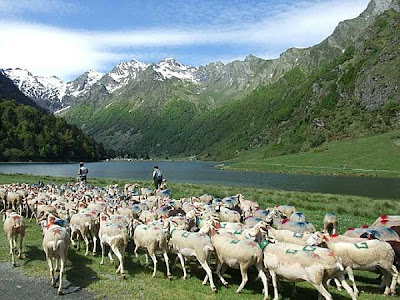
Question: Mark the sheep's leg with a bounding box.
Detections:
[82,234,90,256]
[172,255,179,270]
[177,252,187,279]
[134,244,140,263]
[162,250,171,279]
[47,257,55,287]
[92,234,97,256]
[111,245,125,278]
[18,234,24,259]
[380,267,393,295]
[390,265,398,294]
[216,262,229,287]
[269,270,279,300]
[57,257,65,295]
[108,249,114,263]
[292,283,297,296]
[313,283,332,300]
[345,266,359,297]
[337,272,357,300]
[145,253,149,266]
[54,258,58,272]
[256,264,269,300]
[149,252,158,278]
[9,239,15,266]
[331,278,342,291]
[100,241,105,265]
[236,265,248,293]
[199,260,216,292]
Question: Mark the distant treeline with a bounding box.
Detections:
[0,100,106,161]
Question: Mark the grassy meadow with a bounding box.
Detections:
[228,130,400,178]
[0,173,399,299]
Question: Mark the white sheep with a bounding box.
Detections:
[134,219,172,278]
[210,228,269,299]
[42,216,71,295]
[2,210,25,266]
[308,233,398,296]
[99,213,129,278]
[69,212,99,256]
[169,221,216,291]
[263,241,356,300]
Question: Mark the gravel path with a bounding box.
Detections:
[0,262,95,300]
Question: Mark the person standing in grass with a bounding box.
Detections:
[152,166,163,189]
[78,162,89,183]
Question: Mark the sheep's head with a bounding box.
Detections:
[307,232,324,246]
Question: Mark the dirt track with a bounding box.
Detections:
[0,262,95,300]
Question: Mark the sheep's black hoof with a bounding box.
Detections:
[93,252,97,257]
[121,274,126,280]
[57,290,63,295]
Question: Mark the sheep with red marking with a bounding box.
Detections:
[2,210,25,266]
[42,215,71,295]
[308,233,398,296]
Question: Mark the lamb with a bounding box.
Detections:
[42,215,71,295]
[99,213,129,278]
[263,241,356,300]
[308,233,398,296]
[323,213,338,234]
[134,219,172,278]
[2,210,26,266]
[169,221,216,291]
[210,228,269,299]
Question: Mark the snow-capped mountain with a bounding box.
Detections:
[2,58,201,112]
[66,70,104,98]
[153,58,197,82]
[3,68,66,111]
[104,59,148,93]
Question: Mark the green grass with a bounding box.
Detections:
[228,130,400,177]
[0,173,399,299]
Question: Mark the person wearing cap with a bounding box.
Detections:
[152,166,163,189]
[78,162,89,183]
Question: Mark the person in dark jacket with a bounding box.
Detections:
[152,166,163,189]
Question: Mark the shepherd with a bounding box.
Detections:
[78,162,89,183]
[152,166,163,190]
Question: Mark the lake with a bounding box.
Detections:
[0,161,399,200]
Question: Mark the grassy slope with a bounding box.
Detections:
[0,173,399,299]
[228,130,400,177]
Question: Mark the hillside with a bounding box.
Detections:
[0,73,106,162]
[228,130,400,177]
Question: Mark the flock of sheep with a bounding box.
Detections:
[1,181,400,299]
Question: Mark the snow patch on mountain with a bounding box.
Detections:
[153,58,198,82]
[105,59,148,92]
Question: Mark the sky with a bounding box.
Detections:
[0,0,370,81]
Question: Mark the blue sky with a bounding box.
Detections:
[0,0,370,81]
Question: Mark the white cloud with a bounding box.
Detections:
[0,0,369,80]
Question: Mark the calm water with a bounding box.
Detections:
[0,161,399,200]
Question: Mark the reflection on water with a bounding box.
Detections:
[0,161,400,200]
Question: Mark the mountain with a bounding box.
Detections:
[0,71,42,109]
[0,72,106,161]
[4,0,400,160]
